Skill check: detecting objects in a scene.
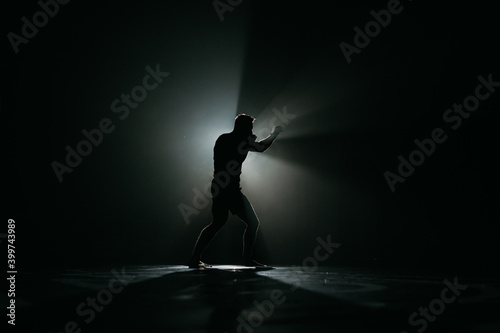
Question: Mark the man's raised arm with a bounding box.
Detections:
[248,126,283,152]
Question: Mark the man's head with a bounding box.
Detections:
[233,114,255,136]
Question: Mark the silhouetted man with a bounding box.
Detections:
[188,114,282,268]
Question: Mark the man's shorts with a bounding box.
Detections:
[211,180,254,222]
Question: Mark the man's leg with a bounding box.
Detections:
[234,194,262,265]
[188,198,228,267]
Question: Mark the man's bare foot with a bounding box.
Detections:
[188,260,212,269]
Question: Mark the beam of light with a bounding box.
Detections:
[236,53,349,218]
[249,50,385,142]
[233,51,364,209]
[240,152,341,245]
[227,50,389,265]
[241,151,331,194]
[245,55,341,139]
[255,267,387,309]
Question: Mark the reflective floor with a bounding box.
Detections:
[16,265,500,332]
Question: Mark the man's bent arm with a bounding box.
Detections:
[248,126,282,152]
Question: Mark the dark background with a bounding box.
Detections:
[2,0,499,273]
